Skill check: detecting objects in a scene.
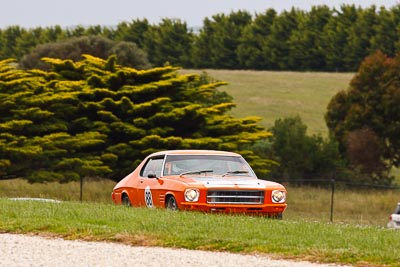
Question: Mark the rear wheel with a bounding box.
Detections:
[122,194,131,207]
[166,196,178,211]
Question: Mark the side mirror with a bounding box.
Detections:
[147,173,158,179]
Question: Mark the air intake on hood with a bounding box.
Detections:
[207,190,264,204]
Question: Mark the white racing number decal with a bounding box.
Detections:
[144,186,153,208]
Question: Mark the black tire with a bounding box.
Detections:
[166,195,178,211]
[122,194,131,207]
[267,213,283,219]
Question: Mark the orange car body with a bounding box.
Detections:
[112,150,287,217]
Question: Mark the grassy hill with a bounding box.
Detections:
[182,69,400,180]
[182,69,354,135]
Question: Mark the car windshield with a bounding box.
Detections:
[163,155,255,177]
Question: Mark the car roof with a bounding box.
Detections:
[149,150,241,157]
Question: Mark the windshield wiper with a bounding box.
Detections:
[222,170,249,177]
[180,169,213,177]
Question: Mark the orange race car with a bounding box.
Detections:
[111,150,287,218]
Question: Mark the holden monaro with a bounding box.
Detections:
[111,150,287,217]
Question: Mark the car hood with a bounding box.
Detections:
[184,176,275,189]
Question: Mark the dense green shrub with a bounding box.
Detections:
[19,36,151,70]
[256,116,343,184]
[0,55,272,182]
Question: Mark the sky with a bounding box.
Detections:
[1,0,399,29]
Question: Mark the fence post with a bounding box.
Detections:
[330,179,335,223]
[80,176,83,202]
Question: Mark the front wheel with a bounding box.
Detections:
[166,196,178,211]
[122,194,131,207]
[268,213,283,219]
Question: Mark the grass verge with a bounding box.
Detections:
[0,198,399,267]
[1,178,398,227]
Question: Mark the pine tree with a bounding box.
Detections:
[0,55,273,182]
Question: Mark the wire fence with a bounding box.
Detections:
[277,178,400,224]
[1,175,399,226]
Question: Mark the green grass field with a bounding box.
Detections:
[182,69,354,135]
[1,198,400,266]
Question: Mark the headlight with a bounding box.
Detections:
[271,190,286,203]
[184,189,200,202]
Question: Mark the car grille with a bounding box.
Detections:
[207,190,265,204]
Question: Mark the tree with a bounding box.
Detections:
[0,55,272,183]
[42,26,66,42]
[19,36,150,70]
[0,26,25,59]
[114,19,150,49]
[193,11,252,69]
[142,19,194,67]
[288,5,332,70]
[320,5,359,71]
[191,18,213,69]
[343,6,379,71]
[3,5,400,72]
[237,9,277,70]
[265,116,342,183]
[370,6,400,57]
[325,50,400,184]
[345,127,390,184]
[263,8,301,70]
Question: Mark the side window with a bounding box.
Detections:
[141,157,164,178]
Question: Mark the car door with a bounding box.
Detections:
[137,155,165,208]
